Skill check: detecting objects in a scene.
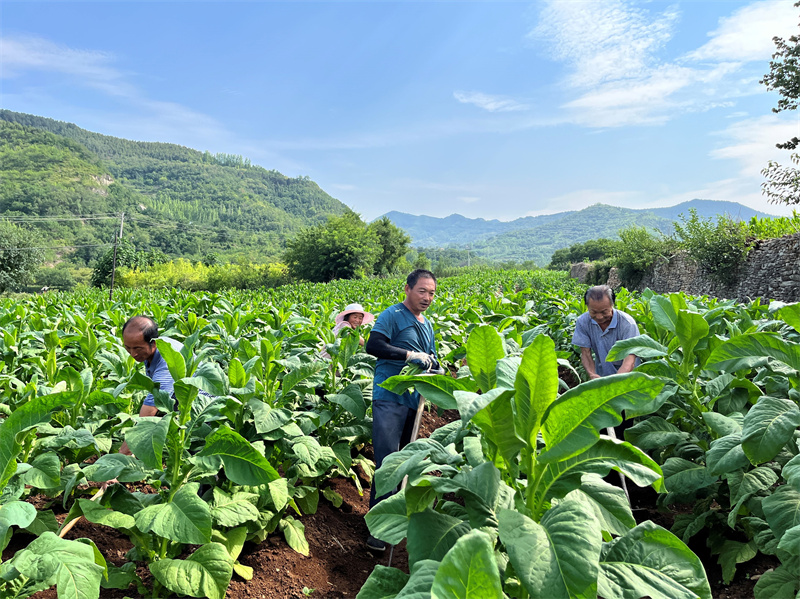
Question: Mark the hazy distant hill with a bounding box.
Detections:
[0,110,348,264]
[383,200,775,266]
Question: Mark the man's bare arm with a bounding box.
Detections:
[616,354,637,374]
[580,347,600,380]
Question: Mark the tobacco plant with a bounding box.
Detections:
[360,326,711,599]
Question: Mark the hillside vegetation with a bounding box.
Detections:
[0,110,347,265]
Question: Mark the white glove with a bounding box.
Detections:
[406,351,434,369]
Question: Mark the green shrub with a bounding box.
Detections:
[747,210,800,238]
[585,260,613,286]
[674,209,751,286]
[615,226,676,287]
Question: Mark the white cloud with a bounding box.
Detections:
[531,0,679,89]
[453,91,529,113]
[530,0,796,128]
[687,1,797,62]
[0,35,135,97]
[710,114,800,177]
[458,196,480,204]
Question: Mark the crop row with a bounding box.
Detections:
[0,271,797,599]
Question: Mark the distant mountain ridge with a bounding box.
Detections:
[382,200,775,266]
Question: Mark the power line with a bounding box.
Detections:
[1,215,121,222]
[0,243,114,252]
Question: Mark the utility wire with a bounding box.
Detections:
[1,215,121,222]
[0,243,114,252]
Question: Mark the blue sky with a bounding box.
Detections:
[2,1,798,220]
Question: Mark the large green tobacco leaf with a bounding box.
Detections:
[784,455,800,491]
[598,521,712,599]
[135,483,212,544]
[396,560,440,599]
[740,397,800,464]
[498,501,602,599]
[777,525,800,556]
[83,453,148,483]
[530,438,663,516]
[366,491,409,545]
[13,532,106,599]
[455,387,514,427]
[676,310,710,359]
[327,383,367,420]
[430,530,503,599]
[514,334,558,445]
[199,426,280,485]
[753,564,800,599]
[540,373,664,463]
[379,374,475,411]
[565,475,636,539]
[406,508,471,571]
[279,516,309,556]
[466,325,506,393]
[717,539,757,584]
[706,332,800,372]
[22,452,61,489]
[209,488,260,527]
[624,417,689,451]
[606,335,670,361]
[150,542,233,599]
[763,485,800,542]
[0,500,36,551]
[470,389,525,464]
[0,392,70,487]
[124,414,170,470]
[76,498,136,530]
[650,295,679,333]
[372,439,450,498]
[248,400,292,436]
[777,302,800,334]
[706,434,750,476]
[662,458,717,498]
[356,565,410,599]
[156,338,186,380]
[727,467,779,528]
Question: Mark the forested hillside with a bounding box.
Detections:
[389,200,775,266]
[0,110,347,265]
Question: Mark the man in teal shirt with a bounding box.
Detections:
[364,269,438,551]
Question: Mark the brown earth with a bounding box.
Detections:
[13,409,777,599]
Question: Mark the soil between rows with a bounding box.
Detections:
[17,408,776,599]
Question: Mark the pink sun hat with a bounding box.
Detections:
[335,303,375,325]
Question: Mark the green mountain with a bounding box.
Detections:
[0,110,348,265]
[384,200,775,266]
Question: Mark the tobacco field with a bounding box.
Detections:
[0,270,798,599]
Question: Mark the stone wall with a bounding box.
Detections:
[635,232,800,302]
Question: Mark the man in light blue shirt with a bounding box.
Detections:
[119,315,183,455]
[364,269,438,551]
[572,285,639,379]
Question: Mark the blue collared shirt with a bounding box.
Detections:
[372,303,436,409]
[572,309,640,377]
[142,337,183,407]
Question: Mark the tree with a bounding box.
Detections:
[760,1,800,203]
[368,216,411,276]
[0,221,45,293]
[283,211,380,282]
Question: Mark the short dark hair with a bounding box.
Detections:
[122,315,159,344]
[406,269,436,289]
[584,285,615,306]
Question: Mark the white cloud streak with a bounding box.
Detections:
[453,91,529,113]
[530,0,797,128]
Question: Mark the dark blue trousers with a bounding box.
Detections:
[369,399,418,508]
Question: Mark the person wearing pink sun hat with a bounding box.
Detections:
[332,303,374,345]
